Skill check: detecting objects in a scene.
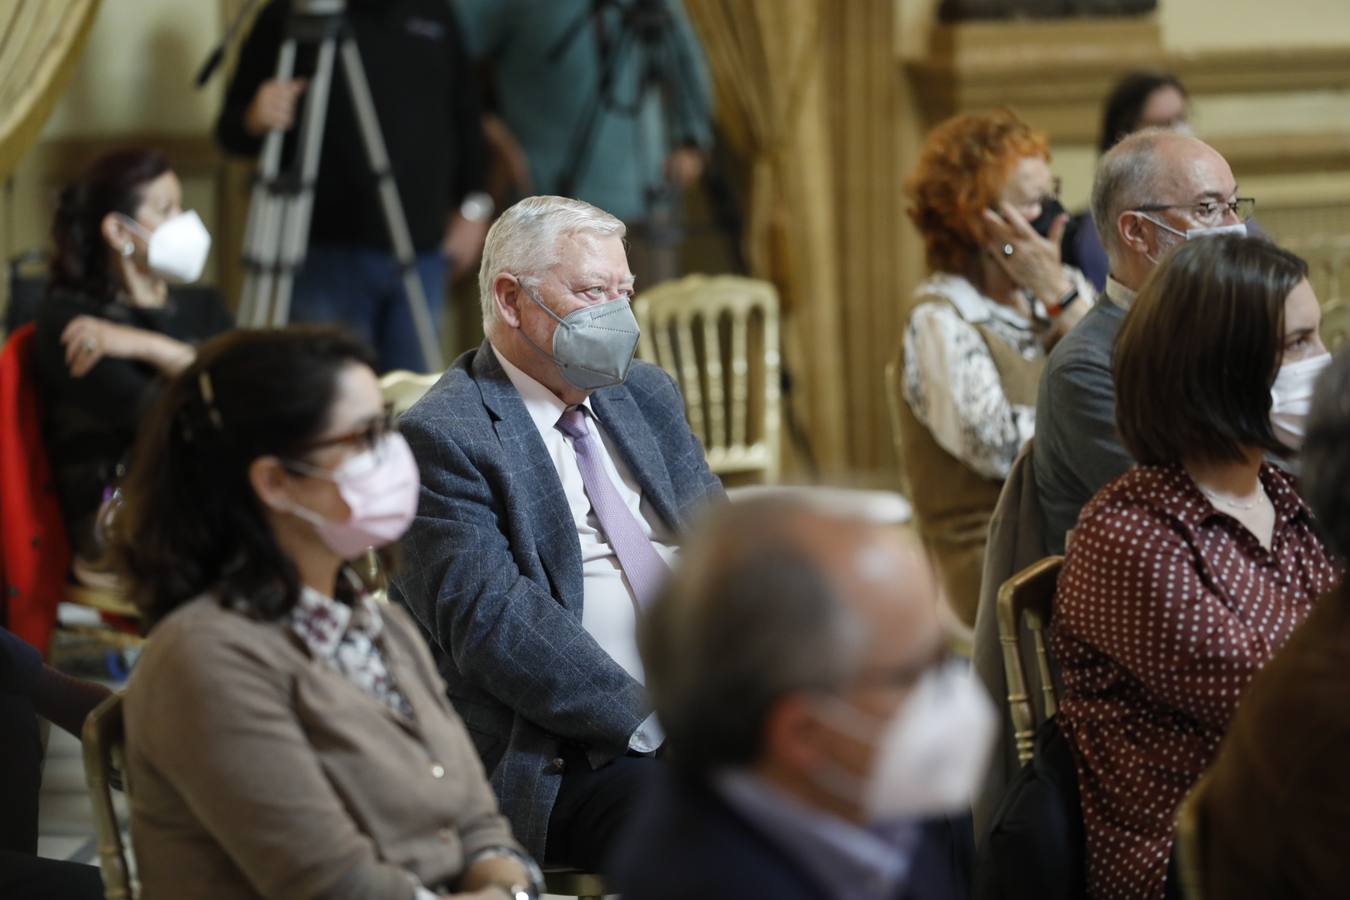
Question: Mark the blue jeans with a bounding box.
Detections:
[290,245,447,372]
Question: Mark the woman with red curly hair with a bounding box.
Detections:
[895,110,1092,627]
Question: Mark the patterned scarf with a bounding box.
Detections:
[288,585,413,719]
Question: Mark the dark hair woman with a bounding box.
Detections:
[34,147,232,577]
[1050,235,1341,900]
[1197,349,1350,900]
[1097,70,1189,155]
[112,326,542,900]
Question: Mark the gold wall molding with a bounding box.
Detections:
[31,134,221,181]
[1210,132,1350,178]
[907,17,1350,146]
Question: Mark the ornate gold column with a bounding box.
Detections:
[822,0,907,479]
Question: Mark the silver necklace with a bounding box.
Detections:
[1199,484,1266,512]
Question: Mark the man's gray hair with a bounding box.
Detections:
[1090,128,1177,262]
[478,195,626,329]
[639,498,871,775]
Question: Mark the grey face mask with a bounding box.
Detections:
[520,284,641,390]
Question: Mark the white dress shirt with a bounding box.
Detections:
[491,345,674,751]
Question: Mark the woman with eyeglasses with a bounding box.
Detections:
[112,327,542,900]
[896,109,1094,628]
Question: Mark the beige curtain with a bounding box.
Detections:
[0,0,102,181]
[685,0,849,475]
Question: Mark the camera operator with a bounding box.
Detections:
[454,0,713,286]
[217,0,493,372]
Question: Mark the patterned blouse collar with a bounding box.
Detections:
[289,584,386,662]
[915,273,1036,330]
[287,581,413,719]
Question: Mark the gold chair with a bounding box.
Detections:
[633,274,781,484]
[543,866,608,900]
[995,555,1064,766]
[83,691,135,900]
[379,369,441,418]
[1173,772,1210,900]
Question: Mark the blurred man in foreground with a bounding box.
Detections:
[612,495,992,899]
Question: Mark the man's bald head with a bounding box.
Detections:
[1091,130,1237,285]
[640,495,941,775]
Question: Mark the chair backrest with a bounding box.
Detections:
[1173,772,1209,900]
[0,322,73,651]
[633,274,781,483]
[6,249,48,336]
[83,691,135,900]
[379,369,441,418]
[996,555,1064,767]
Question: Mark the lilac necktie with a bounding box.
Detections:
[556,407,670,609]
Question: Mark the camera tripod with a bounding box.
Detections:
[235,0,442,370]
[550,0,709,285]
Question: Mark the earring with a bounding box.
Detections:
[121,241,134,257]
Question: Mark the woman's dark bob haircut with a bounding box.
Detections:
[109,326,378,626]
[1114,234,1308,467]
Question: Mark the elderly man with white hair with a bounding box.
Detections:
[391,195,723,871]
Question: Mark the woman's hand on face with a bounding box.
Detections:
[982,202,1071,305]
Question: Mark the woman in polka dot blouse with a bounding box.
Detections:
[1050,234,1342,900]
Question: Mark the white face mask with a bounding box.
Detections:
[1141,215,1247,263]
[1271,351,1333,449]
[122,210,212,284]
[809,658,997,824]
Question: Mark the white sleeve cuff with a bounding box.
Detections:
[629,711,664,754]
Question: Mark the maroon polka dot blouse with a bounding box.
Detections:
[1051,463,1342,900]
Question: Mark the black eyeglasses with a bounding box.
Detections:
[295,403,398,456]
[1133,197,1256,226]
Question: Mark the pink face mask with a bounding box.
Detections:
[283,432,421,559]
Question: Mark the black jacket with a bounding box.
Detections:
[609,769,974,900]
[33,285,232,557]
[974,715,1086,900]
[217,0,487,251]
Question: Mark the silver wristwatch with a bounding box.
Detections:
[468,845,543,900]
